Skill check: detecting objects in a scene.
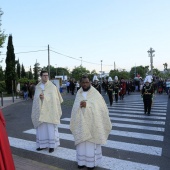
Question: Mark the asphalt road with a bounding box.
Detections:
[2,90,170,170]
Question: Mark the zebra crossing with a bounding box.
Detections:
[8,94,168,170]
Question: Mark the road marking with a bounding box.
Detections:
[109,113,166,120]
[24,129,162,156]
[59,120,164,141]
[8,137,160,170]
[109,117,165,125]
[61,117,164,132]
[112,123,165,132]
[110,130,163,141]
[61,117,165,125]
[109,109,166,115]
[107,104,167,110]
[108,107,166,112]
[61,118,164,132]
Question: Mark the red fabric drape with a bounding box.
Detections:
[0,109,15,170]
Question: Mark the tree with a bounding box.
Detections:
[21,64,26,78]
[88,69,98,81]
[0,66,4,81]
[0,9,6,49]
[16,59,21,79]
[163,63,168,70]
[42,65,70,79]
[28,66,33,79]
[55,67,69,77]
[144,66,149,74]
[129,65,146,79]
[153,68,160,76]
[33,62,41,81]
[5,35,16,93]
[0,8,6,81]
[109,69,130,80]
[71,66,90,81]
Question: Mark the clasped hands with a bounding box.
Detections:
[40,93,44,100]
[80,100,86,108]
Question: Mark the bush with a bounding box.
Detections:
[0,81,6,92]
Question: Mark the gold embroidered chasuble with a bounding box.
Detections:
[70,86,112,145]
[31,80,63,128]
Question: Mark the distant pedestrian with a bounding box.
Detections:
[141,77,154,115]
[16,82,20,98]
[31,70,63,153]
[107,77,114,106]
[70,80,75,95]
[22,83,28,100]
[75,81,80,92]
[66,80,70,93]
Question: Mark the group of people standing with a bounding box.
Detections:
[16,82,35,100]
[66,79,80,95]
[31,71,112,170]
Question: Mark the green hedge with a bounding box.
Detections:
[0,81,6,92]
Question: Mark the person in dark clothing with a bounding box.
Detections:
[113,76,120,103]
[92,75,101,94]
[66,80,70,93]
[70,80,75,95]
[107,77,114,106]
[22,83,28,100]
[102,79,108,94]
[126,80,132,95]
[141,78,154,115]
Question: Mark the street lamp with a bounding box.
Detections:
[80,57,82,66]
[101,60,103,84]
[55,64,57,76]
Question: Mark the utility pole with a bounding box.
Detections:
[101,60,103,84]
[55,64,57,77]
[80,57,82,66]
[114,61,116,70]
[147,47,155,75]
[48,45,50,79]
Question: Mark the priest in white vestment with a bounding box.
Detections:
[31,70,63,153]
[70,75,112,170]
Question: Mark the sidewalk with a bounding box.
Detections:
[0,97,23,109]
[2,96,64,170]
[13,155,62,170]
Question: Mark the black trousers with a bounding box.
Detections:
[67,86,70,93]
[108,92,113,106]
[115,90,119,102]
[143,97,152,114]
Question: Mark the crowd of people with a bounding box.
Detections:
[16,82,36,100]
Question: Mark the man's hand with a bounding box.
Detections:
[80,101,86,108]
[40,93,44,100]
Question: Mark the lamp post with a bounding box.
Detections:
[55,64,57,76]
[101,60,103,84]
[80,57,82,66]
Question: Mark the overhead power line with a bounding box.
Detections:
[50,49,113,67]
[1,47,113,67]
[0,49,47,55]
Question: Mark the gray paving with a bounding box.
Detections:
[2,90,170,170]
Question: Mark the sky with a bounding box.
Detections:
[0,0,170,73]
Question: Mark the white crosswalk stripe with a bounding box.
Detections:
[24,129,162,156]
[9,137,160,170]
[8,94,168,170]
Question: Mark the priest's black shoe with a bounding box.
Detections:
[87,167,95,170]
[36,147,46,151]
[78,165,85,169]
[49,148,54,153]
